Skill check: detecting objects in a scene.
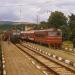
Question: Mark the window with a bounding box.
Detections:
[35,33,46,37]
[48,31,61,36]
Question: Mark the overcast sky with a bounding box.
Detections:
[0,0,75,23]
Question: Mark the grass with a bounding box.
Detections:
[62,41,73,48]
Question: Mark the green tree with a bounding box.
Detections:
[69,14,75,30]
[48,11,67,28]
[33,21,48,30]
[40,21,48,29]
[60,25,72,40]
[68,14,75,40]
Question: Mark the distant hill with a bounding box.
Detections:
[0,21,13,25]
[0,21,33,30]
[0,21,32,25]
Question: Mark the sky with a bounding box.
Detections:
[0,0,75,23]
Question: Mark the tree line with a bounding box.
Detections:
[34,11,75,41]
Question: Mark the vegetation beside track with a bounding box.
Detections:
[62,41,73,48]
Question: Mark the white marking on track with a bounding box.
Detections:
[43,71,48,75]
[58,57,62,61]
[48,53,51,56]
[2,57,5,60]
[73,63,75,67]
[35,48,37,50]
[1,49,7,75]
[65,48,68,50]
[37,49,39,50]
[52,55,56,58]
[3,70,6,75]
[2,60,5,64]
[65,60,71,64]
[3,65,5,68]
[69,48,73,51]
[2,54,4,57]
[40,50,42,52]
[36,65,41,69]
[31,61,35,65]
[45,52,48,55]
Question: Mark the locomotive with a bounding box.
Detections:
[3,30,20,43]
[10,32,20,43]
[20,28,62,48]
[3,28,62,48]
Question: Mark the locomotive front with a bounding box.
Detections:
[47,28,62,48]
[10,31,20,43]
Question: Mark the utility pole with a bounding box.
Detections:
[17,4,25,31]
[37,15,39,25]
[19,5,23,31]
[47,10,52,15]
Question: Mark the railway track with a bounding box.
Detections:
[23,41,75,59]
[25,41,75,55]
[22,41,75,68]
[62,47,75,54]
[14,43,75,75]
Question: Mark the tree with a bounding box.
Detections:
[40,21,48,29]
[60,25,72,40]
[68,14,75,40]
[33,21,48,30]
[69,14,75,30]
[48,11,67,28]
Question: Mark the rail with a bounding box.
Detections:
[14,43,75,75]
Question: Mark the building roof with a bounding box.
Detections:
[21,28,62,34]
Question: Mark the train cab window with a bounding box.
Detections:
[57,32,61,36]
[48,31,61,36]
[48,32,57,36]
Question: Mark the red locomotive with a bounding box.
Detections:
[20,28,62,48]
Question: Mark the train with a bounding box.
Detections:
[2,28,62,48]
[2,30,20,43]
[10,32,20,43]
[20,28,62,48]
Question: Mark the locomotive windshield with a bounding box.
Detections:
[48,31,62,36]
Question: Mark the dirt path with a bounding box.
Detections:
[2,41,44,75]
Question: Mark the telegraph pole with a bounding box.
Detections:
[47,10,52,15]
[37,15,39,25]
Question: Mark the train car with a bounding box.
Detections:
[34,28,62,48]
[20,28,62,48]
[10,32,20,43]
[3,30,20,43]
[20,31,35,41]
[2,31,12,41]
